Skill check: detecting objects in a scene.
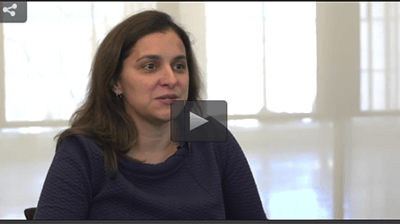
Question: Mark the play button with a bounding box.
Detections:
[189,112,209,131]
[170,100,227,142]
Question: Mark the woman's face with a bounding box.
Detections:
[114,29,189,125]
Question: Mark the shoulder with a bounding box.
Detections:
[53,133,106,185]
[58,134,101,152]
[55,134,104,164]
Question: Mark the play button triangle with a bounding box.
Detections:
[189,112,209,131]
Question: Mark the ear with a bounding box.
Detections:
[112,80,122,95]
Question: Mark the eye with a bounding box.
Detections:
[144,63,156,70]
[174,63,186,70]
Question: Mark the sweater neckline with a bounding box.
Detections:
[117,141,189,176]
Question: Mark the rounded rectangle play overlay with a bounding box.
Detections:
[171,100,227,142]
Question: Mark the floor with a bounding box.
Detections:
[1,117,400,219]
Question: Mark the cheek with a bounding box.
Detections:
[145,83,157,94]
[178,74,189,86]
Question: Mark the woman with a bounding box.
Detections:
[34,9,267,220]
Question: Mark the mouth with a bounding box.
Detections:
[156,94,178,100]
[157,98,177,105]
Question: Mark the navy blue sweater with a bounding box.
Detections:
[34,129,267,220]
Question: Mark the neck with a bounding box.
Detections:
[128,115,179,154]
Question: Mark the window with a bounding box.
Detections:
[205,2,317,115]
[206,3,324,219]
[360,2,400,111]
[1,2,156,123]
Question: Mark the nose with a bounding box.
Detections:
[160,65,178,87]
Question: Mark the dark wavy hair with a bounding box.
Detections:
[55,10,204,179]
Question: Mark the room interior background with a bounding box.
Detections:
[1,2,399,219]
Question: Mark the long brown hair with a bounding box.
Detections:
[55,10,204,179]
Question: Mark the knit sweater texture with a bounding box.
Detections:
[34,128,267,220]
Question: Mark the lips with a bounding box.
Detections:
[157,98,176,105]
[156,94,178,100]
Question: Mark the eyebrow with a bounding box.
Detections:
[136,54,187,63]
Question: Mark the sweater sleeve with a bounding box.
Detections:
[221,130,267,220]
[34,135,94,219]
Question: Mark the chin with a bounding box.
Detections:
[159,113,172,121]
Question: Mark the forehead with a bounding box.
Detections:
[130,30,186,58]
